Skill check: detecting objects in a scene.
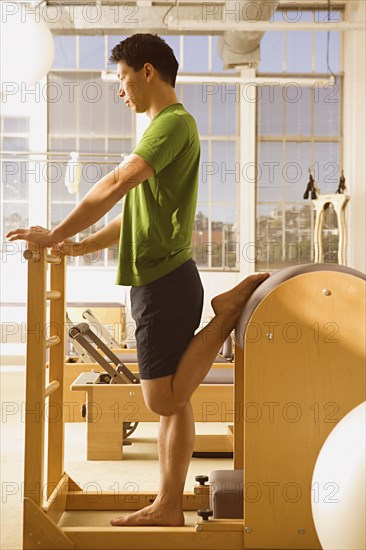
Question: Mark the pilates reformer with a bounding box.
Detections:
[22,245,366,550]
[66,308,124,361]
[68,320,141,446]
[66,315,235,458]
[66,306,234,363]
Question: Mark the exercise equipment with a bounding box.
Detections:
[303,169,350,264]
[68,322,234,459]
[65,310,235,459]
[312,193,350,264]
[22,246,365,550]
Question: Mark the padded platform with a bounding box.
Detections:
[209,470,244,519]
[235,263,366,349]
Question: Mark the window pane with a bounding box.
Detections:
[108,139,132,154]
[161,35,181,66]
[79,217,106,266]
[322,203,339,263]
[192,207,209,268]
[211,141,237,203]
[286,31,312,73]
[284,203,314,265]
[211,205,236,225]
[183,36,208,72]
[49,162,74,202]
[3,117,29,133]
[313,142,339,194]
[108,36,127,65]
[79,138,105,153]
[79,163,107,196]
[50,202,75,231]
[285,86,312,136]
[210,84,238,135]
[257,141,283,203]
[179,84,209,135]
[285,142,312,201]
[256,202,284,270]
[49,138,77,152]
[3,137,29,151]
[2,162,29,201]
[314,86,339,136]
[80,36,105,70]
[107,81,133,136]
[258,85,283,135]
[259,32,284,73]
[286,11,313,73]
[53,36,77,69]
[107,202,123,266]
[197,140,209,203]
[211,205,238,268]
[78,75,107,134]
[316,9,340,23]
[48,75,78,135]
[315,31,341,73]
[3,203,29,240]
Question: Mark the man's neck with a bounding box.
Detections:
[145,91,180,119]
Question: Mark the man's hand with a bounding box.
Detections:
[54,239,88,257]
[6,225,62,248]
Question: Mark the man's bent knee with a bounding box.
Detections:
[154,401,186,416]
[140,377,185,416]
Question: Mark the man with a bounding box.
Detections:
[7,33,269,527]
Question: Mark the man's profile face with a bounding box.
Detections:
[117,60,148,114]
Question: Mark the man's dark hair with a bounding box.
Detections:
[110,33,179,87]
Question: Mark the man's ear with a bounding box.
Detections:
[144,63,155,82]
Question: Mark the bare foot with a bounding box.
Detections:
[110,502,185,527]
[211,273,270,324]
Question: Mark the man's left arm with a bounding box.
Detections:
[6,154,154,247]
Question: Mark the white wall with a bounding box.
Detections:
[344,0,366,273]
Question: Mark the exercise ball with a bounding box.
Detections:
[311,401,366,550]
[0,2,54,84]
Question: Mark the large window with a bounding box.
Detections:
[1,117,30,247]
[256,8,342,270]
[48,71,134,267]
[1,19,343,274]
[48,34,240,270]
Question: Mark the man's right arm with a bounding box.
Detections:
[58,214,122,256]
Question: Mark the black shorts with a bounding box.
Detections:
[130,259,204,380]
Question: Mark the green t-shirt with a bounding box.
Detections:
[115,103,200,286]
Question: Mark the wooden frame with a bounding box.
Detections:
[63,345,235,459]
[70,372,234,460]
[63,357,234,423]
[22,247,365,550]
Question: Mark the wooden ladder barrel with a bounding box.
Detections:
[240,269,366,549]
[22,244,69,548]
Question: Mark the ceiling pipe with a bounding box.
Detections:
[217,0,280,68]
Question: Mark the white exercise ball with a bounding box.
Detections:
[0,2,54,84]
[311,401,366,550]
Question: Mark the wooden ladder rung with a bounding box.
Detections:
[46,254,62,264]
[46,335,61,348]
[46,290,61,300]
[23,250,62,264]
[45,380,60,398]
